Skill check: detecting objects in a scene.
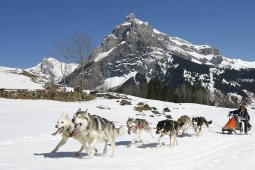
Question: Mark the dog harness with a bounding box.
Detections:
[67,128,75,137]
[128,124,145,135]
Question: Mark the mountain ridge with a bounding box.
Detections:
[1,13,254,106]
[65,13,255,106]
[92,13,255,70]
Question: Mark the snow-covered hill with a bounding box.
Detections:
[0,66,44,90]
[0,57,78,90]
[0,94,254,170]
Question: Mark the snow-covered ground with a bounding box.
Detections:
[0,57,78,90]
[0,95,255,170]
[0,67,44,90]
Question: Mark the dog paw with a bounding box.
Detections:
[51,150,56,154]
[84,149,91,155]
[85,156,93,159]
[75,152,81,157]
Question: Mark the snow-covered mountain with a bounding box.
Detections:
[26,57,78,83]
[90,13,255,70]
[0,57,78,90]
[66,13,255,104]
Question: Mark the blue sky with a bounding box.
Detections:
[0,0,254,68]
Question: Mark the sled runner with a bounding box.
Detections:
[222,115,242,134]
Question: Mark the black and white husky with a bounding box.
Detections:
[51,113,84,156]
[126,117,154,144]
[156,119,181,147]
[192,116,212,136]
[73,109,125,159]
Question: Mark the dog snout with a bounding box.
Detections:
[55,125,58,128]
[72,118,75,123]
[156,130,159,134]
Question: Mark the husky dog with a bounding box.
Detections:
[156,119,181,147]
[192,116,212,136]
[126,117,154,144]
[176,115,192,136]
[51,113,84,156]
[72,109,125,159]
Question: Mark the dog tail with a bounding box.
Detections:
[114,126,126,137]
[205,120,212,127]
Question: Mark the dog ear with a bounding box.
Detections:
[61,113,68,118]
[80,110,89,117]
[76,108,81,112]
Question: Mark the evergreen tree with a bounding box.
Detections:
[147,78,163,100]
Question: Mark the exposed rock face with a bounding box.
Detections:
[210,55,224,65]
[199,47,220,56]
[66,13,255,103]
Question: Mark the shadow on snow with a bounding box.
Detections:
[34,152,87,158]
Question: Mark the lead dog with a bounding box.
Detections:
[51,113,85,156]
[192,116,212,136]
[156,119,181,147]
[73,109,125,159]
[126,117,154,144]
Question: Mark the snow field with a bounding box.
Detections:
[0,95,255,170]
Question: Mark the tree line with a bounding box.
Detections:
[117,77,244,108]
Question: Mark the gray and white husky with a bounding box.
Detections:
[73,109,125,159]
[176,115,192,136]
[51,113,85,156]
[126,117,154,144]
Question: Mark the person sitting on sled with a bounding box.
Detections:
[229,105,251,134]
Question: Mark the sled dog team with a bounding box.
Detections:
[51,108,213,158]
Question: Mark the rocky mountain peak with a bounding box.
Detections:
[66,14,255,106]
[125,12,136,21]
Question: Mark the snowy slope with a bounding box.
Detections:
[0,57,78,90]
[0,67,44,90]
[96,72,138,90]
[0,94,255,170]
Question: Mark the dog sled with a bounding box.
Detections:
[222,115,242,134]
